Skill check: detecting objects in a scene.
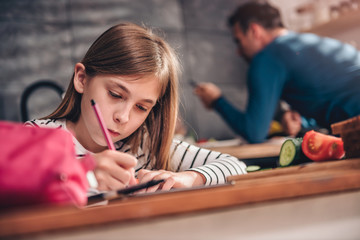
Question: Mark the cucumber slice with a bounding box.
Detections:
[246,165,261,172]
[278,138,302,167]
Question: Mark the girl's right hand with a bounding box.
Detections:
[92,150,138,191]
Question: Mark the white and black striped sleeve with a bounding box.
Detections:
[170,140,247,185]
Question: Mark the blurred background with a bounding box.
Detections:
[1,0,360,141]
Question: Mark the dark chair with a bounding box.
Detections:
[20,80,64,122]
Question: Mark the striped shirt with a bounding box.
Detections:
[25,119,247,185]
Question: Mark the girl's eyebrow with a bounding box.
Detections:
[114,82,156,105]
[115,82,130,94]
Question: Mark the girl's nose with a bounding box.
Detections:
[114,106,130,124]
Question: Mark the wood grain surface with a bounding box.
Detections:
[1,158,360,238]
[209,142,282,159]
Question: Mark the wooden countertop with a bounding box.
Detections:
[1,158,360,238]
[209,141,283,159]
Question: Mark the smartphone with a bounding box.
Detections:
[189,79,198,88]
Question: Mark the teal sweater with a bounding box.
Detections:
[214,32,360,143]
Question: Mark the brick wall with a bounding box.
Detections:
[0,0,248,140]
[1,0,359,140]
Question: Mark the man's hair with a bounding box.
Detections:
[228,1,284,32]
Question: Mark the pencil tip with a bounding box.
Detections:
[90,99,95,106]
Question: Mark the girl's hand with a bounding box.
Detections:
[92,150,137,191]
[136,169,206,193]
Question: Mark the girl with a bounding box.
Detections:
[26,23,246,192]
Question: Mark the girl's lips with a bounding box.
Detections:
[108,129,120,137]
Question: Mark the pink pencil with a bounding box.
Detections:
[91,99,115,150]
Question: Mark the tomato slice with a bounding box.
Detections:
[302,130,345,161]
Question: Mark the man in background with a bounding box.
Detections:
[194,0,360,143]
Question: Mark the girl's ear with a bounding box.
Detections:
[73,63,87,94]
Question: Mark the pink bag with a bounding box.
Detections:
[0,121,95,208]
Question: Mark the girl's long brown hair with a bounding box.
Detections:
[44,23,180,170]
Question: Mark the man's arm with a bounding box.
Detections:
[195,53,288,143]
[194,83,222,109]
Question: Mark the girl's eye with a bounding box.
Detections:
[136,104,148,112]
[109,91,122,99]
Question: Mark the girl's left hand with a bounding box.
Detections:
[136,169,205,193]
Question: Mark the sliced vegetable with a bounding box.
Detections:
[278,138,302,167]
[302,130,345,162]
[278,138,312,167]
[246,165,261,172]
